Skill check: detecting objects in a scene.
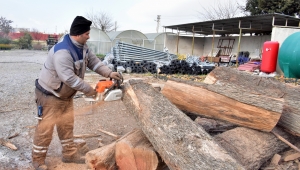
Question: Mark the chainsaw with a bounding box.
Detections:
[74,73,123,102]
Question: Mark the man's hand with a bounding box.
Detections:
[109,72,121,80]
[85,89,97,97]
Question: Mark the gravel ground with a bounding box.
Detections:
[0,50,139,170]
[3,50,298,170]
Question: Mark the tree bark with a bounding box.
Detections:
[214,126,295,170]
[122,79,244,170]
[161,78,282,132]
[205,67,300,136]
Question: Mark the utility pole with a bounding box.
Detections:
[156,15,161,33]
[115,21,117,31]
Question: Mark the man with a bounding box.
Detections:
[32,16,121,170]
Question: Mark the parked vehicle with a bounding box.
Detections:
[46,35,58,51]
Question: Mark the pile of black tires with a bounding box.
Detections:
[159,59,214,75]
[112,59,215,75]
[112,60,157,74]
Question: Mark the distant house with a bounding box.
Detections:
[8,32,60,50]
[8,32,49,41]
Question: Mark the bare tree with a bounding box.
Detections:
[0,16,13,36]
[198,0,243,21]
[85,10,119,32]
[31,28,44,42]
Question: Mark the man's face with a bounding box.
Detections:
[77,31,90,44]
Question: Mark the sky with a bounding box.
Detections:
[1,0,245,34]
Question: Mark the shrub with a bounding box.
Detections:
[0,37,11,44]
[0,44,12,50]
[18,32,33,49]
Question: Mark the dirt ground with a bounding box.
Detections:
[0,50,158,170]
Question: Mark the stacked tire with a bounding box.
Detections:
[159,59,214,75]
[113,60,157,74]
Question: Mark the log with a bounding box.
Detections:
[205,67,300,136]
[270,154,281,166]
[98,129,120,139]
[0,138,17,150]
[132,143,158,170]
[85,142,117,170]
[115,129,158,170]
[86,129,158,170]
[214,127,296,170]
[271,129,300,153]
[194,117,237,134]
[122,79,244,170]
[73,134,101,139]
[7,132,19,139]
[161,78,282,132]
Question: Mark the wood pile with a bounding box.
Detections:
[85,67,300,170]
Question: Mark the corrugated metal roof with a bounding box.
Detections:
[164,13,300,35]
[106,30,148,41]
[145,32,176,40]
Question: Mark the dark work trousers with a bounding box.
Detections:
[32,88,77,165]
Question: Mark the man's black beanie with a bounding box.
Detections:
[70,16,92,36]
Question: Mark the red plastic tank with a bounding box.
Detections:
[260,41,279,73]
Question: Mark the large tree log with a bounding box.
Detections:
[85,142,117,170]
[194,117,237,134]
[85,129,158,170]
[122,79,244,170]
[214,127,296,170]
[205,67,300,136]
[161,78,282,132]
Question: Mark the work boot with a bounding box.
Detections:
[74,139,89,155]
[32,161,48,170]
[61,141,87,164]
[32,145,48,170]
[62,152,86,164]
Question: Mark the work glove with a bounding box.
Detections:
[109,72,121,80]
[85,89,97,97]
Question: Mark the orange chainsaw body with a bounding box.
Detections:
[95,80,113,93]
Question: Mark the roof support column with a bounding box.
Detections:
[236,23,242,67]
[210,30,215,63]
[176,28,179,55]
[192,26,195,55]
[164,32,166,50]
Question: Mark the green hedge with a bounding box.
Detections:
[0,44,13,50]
